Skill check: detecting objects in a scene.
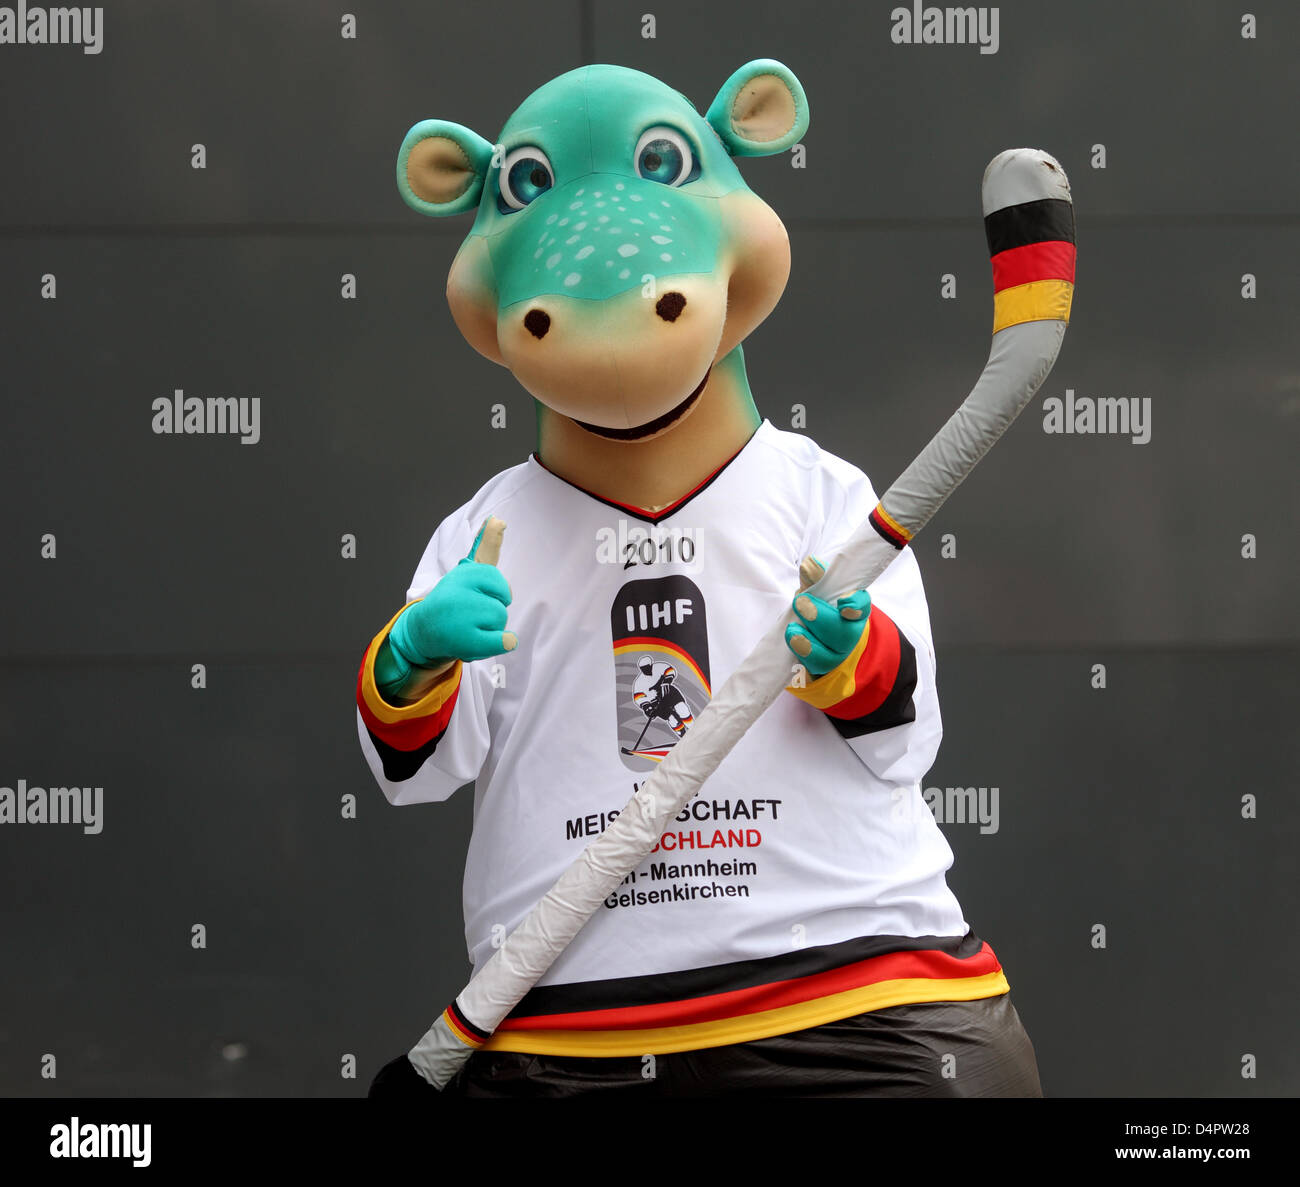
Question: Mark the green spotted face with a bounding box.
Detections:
[490,176,721,308]
[397,61,809,435]
[474,68,740,307]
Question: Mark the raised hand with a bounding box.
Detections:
[389,516,518,676]
[784,556,870,680]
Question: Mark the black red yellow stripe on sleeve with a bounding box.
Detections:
[356,603,462,782]
[786,603,918,737]
[985,196,1075,333]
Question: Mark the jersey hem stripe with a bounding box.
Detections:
[482,971,1010,1056]
[507,931,986,1017]
[498,940,1002,1032]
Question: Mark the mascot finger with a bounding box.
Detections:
[791,591,867,654]
[468,515,506,567]
[784,622,840,677]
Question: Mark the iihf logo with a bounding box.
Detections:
[610,576,711,772]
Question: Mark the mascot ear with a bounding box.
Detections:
[397,119,495,216]
[705,59,809,157]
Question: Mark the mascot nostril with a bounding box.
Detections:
[655,292,687,323]
[523,309,550,340]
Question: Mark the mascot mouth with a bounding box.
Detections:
[573,369,711,442]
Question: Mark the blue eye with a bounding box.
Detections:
[634,127,698,186]
[498,145,554,212]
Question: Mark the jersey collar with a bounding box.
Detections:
[529,420,769,524]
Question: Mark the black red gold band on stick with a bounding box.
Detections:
[992,279,1073,332]
[990,240,1076,291]
[986,196,1076,333]
[984,197,1075,255]
[869,503,912,549]
[443,1001,489,1049]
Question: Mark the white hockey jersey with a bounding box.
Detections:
[357,420,1008,1055]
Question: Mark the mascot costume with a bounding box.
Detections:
[359,60,1074,1098]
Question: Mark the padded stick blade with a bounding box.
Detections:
[872,149,1075,549]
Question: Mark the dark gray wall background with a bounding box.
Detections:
[1,0,1295,1097]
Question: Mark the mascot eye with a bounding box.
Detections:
[498,146,554,212]
[634,127,698,187]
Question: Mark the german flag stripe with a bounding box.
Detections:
[991,239,1076,293]
[992,278,1074,333]
[365,721,453,783]
[984,196,1075,256]
[786,613,871,710]
[356,602,463,743]
[356,644,461,751]
[498,940,1001,1033]
[358,602,426,719]
[359,684,460,751]
[630,749,673,763]
[485,970,1011,1056]
[824,608,905,723]
[828,629,918,739]
[358,663,459,729]
[869,504,911,549]
[443,1001,489,1049]
[510,931,985,1016]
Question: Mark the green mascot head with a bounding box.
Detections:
[397,60,809,442]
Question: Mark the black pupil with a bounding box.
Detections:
[529,166,547,188]
[644,151,662,171]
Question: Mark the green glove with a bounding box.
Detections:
[785,586,871,679]
[378,516,518,695]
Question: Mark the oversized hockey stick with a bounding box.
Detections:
[408,148,1075,1088]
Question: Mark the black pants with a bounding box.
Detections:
[434,994,1041,1098]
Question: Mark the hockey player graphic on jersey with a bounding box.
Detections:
[632,657,694,743]
[610,575,712,771]
[360,60,1046,1099]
